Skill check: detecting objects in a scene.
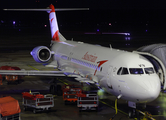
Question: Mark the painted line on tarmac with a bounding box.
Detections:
[56,78,68,85]
[153,115,166,117]
[99,100,128,116]
[27,65,39,71]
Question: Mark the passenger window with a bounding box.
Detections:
[61,55,68,60]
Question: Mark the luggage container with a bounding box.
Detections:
[0,96,21,120]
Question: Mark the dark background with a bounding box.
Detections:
[0,0,166,50]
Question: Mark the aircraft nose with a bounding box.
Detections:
[137,76,160,102]
[146,83,160,100]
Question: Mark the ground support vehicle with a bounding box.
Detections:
[0,66,22,84]
[22,92,54,113]
[77,93,99,111]
[62,85,82,104]
[0,96,21,120]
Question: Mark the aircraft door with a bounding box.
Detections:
[107,66,113,89]
[68,52,73,61]
[68,46,74,61]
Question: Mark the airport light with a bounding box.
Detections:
[13,21,15,25]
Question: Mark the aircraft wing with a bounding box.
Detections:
[75,77,95,83]
[0,70,66,76]
[0,70,97,84]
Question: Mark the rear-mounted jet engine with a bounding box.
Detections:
[31,46,52,63]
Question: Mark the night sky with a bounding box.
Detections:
[1,0,166,9]
[1,0,166,35]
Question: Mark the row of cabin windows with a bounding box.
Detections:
[60,55,101,71]
[61,55,68,60]
[71,58,101,71]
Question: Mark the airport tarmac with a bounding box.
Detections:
[0,49,166,120]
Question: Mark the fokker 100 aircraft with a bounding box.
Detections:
[2,4,161,117]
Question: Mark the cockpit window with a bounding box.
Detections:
[117,67,129,75]
[144,67,154,74]
[129,68,144,74]
[117,67,122,75]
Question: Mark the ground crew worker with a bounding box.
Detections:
[82,84,90,91]
[97,89,105,99]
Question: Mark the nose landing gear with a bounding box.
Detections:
[128,108,140,120]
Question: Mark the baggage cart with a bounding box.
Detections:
[77,93,99,111]
[22,92,54,113]
[62,85,82,104]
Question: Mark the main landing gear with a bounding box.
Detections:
[49,78,62,96]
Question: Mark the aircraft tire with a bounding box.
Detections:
[128,109,134,118]
[33,109,37,114]
[96,107,98,112]
[79,108,82,112]
[57,85,62,96]
[136,110,140,120]
[128,108,137,118]
[23,106,27,111]
[64,101,68,105]
[49,85,57,95]
[7,81,10,85]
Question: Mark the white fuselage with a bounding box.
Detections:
[51,40,161,103]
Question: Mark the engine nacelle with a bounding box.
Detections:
[30,46,52,63]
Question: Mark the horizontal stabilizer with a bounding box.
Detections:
[3,8,89,12]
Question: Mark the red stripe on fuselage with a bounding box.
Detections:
[94,60,108,76]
